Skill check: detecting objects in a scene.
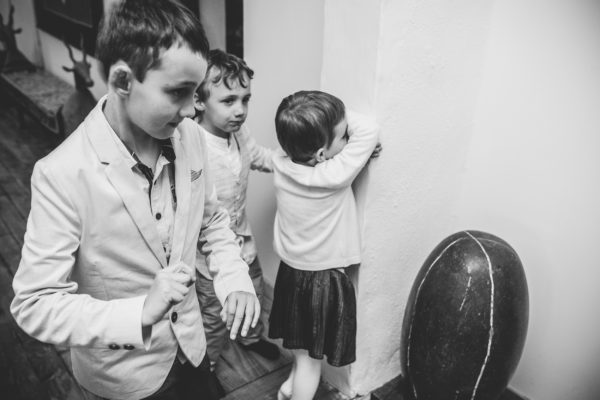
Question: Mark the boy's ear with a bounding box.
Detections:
[315,148,326,163]
[193,92,205,112]
[109,64,133,96]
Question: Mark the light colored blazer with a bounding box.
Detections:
[196,124,273,278]
[10,98,254,400]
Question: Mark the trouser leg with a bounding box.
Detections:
[196,272,228,366]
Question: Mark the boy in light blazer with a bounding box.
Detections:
[10,1,259,399]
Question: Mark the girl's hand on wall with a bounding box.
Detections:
[370,142,383,159]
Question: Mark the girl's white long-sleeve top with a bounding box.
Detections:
[272,111,380,271]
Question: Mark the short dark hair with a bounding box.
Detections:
[275,91,346,163]
[196,49,254,103]
[96,0,209,82]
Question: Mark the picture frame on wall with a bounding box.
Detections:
[42,0,96,28]
[34,0,103,54]
[32,0,242,58]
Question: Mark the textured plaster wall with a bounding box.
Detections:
[322,0,600,398]
[318,1,381,394]
[457,1,600,399]
[250,2,600,398]
[320,0,496,396]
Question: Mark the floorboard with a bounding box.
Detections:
[223,364,290,400]
[0,194,26,243]
[0,262,84,400]
[216,339,292,392]
[370,375,529,400]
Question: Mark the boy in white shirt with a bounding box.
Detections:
[193,50,280,376]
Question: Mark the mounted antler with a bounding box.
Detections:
[62,35,94,90]
[59,34,96,137]
[1,4,21,50]
[0,2,35,72]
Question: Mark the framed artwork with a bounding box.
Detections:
[33,0,243,57]
[225,0,243,57]
[178,0,199,16]
[34,0,103,55]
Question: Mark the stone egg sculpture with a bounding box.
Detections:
[401,231,528,400]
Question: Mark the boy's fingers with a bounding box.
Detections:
[225,296,237,330]
[228,298,247,340]
[171,271,192,285]
[167,282,189,304]
[220,300,228,323]
[168,263,195,287]
[170,262,194,277]
[170,290,185,304]
[239,300,255,337]
[251,298,261,328]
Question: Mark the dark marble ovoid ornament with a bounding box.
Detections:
[401,231,528,400]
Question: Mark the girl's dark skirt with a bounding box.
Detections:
[268,261,356,367]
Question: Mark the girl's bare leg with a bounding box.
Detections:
[290,349,321,400]
[278,356,296,400]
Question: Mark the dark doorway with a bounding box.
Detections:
[225,0,243,57]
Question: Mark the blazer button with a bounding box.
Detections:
[171,312,178,323]
[156,212,162,220]
[108,343,120,350]
[123,344,135,350]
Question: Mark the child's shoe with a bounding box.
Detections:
[277,386,292,400]
[241,338,280,360]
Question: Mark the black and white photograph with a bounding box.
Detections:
[0,0,598,399]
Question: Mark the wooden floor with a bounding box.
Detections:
[0,101,349,400]
[370,375,529,400]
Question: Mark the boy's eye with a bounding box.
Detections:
[222,98,235,105]
[170,88,190,99]
[242,96,251,104]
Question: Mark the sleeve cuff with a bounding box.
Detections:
[213,265,256,306]
[105,295,149,349]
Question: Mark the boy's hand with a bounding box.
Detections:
[142,262,195,327]
[220,291,261,340]
[370,142,383,159]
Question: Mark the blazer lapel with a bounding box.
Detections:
[169,132,190,265]
[105,160,169,268]
[85,100,168,268]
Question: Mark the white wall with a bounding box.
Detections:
[323,0,600,398]
[199,0,226,51]
[457,1,600,399]
[243,0,324,287]
[319,0,383,394]
[319,0,497,395]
